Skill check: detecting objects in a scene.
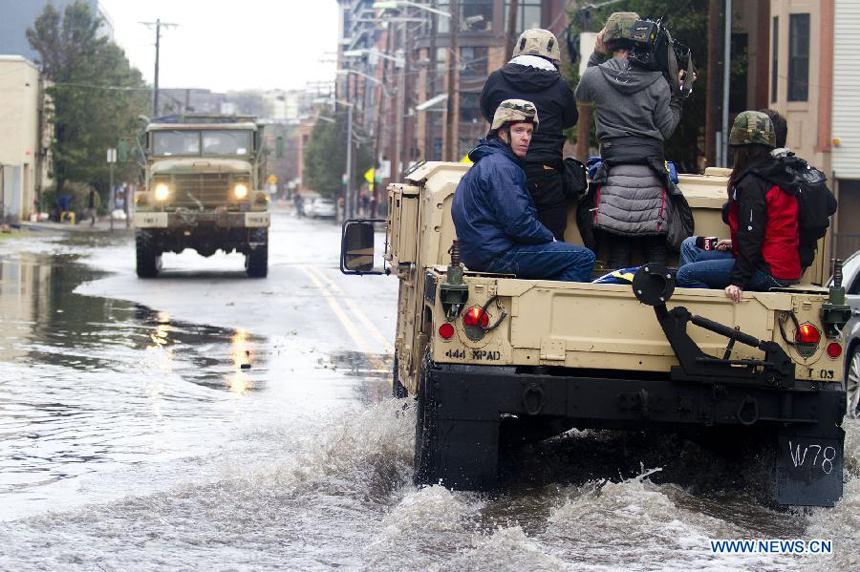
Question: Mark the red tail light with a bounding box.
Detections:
[826,342,842,359]
[795,324,821,345]
[463,307,489,328]
[438,323,455,339]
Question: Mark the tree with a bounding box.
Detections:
[303,107,372,198]
[565,0,739,173]
[27,1,149,200]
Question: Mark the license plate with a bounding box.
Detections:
[245,213,270,227]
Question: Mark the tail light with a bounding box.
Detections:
[463,307,489,328]
[795,324,821,345]
[826,342,842,359]
[438,323,455,340]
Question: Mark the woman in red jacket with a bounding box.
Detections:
[676,111,801,302]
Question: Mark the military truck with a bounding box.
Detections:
[133,115,271,278]
[341,161,852,507]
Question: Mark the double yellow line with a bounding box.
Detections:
[299,265,393,372]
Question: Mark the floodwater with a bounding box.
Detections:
[0,231,858,571]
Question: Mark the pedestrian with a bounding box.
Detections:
[480,29,578,240]
[85,188,100,226]
[676,111,801,302]
[452,99,595,282]
[294,192,304,217]
[575,12,695,268]
[360,193,370,216]
[369,195,378,218]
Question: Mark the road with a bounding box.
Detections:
[0,213,857,571]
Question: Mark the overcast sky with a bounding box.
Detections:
[100,0,340,93]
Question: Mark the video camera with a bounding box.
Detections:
[628,18,695,99]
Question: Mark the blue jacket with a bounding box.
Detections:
[452,139,555,268]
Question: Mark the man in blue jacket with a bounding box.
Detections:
[452,100,595,282]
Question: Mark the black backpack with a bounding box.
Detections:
[775,151,837,269]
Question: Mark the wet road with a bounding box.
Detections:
[0,213,857,571]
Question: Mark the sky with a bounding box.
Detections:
[99,0,340,93]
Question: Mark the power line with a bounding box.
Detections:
[140,19,179,115]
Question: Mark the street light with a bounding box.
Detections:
[336,69,390,98]
[343,48,405,67]
[373,1,452,18]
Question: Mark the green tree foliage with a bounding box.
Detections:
[303,107,372,198]
[27,1,149,200]
[566,0,734,173]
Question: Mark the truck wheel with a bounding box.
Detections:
[392,354,408,398]
[414,350,439,486]
[245,230,268,278]
[847,346,860,419]
[135,230,161,278]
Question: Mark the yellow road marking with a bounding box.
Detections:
[303,265,394,353]
[299,266,386,371]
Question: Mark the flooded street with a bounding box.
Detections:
[0,215,857,571]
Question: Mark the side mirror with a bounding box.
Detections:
[340,220,386,275]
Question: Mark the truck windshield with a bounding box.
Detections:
[152,131,200,156]
[202,130,251,155]
[152,130,252,156]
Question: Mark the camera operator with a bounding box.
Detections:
[575,12,695,268]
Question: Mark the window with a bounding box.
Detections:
[153,131,200,156]
[504,0,543,35]
[788,13,810,102]
[437,0,493,33]
[459,91,482,122]
[771,16,778,103]
[459,46,488,78]
[461,0,493,32]
[202,131,252,155]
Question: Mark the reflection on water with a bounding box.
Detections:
[0,252,269,504]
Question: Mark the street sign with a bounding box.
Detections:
[268,174,278,185]
[106,148,117,163]
[364,168,375,184]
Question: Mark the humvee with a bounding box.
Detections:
[133,115,271,278]
[341,162,851,507]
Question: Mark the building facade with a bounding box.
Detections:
[0,56,48,222]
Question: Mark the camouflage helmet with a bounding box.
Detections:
[512,28,561,64]
[603,11,641,45]
[729,110,776,147]
[491,99,539,132]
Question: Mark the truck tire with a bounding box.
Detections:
[245,229,268,278]
[414,350,439,486]
[847,346,860,419]
[135,230,161,278]
[392,354,408,398]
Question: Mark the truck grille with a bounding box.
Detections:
[171,173,232,207]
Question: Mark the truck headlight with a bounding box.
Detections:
[154,183,170,201]
[233,183,249,199]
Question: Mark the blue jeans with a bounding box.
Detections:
[483,241,596,282]
[679,236,734,266]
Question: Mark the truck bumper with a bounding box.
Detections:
[426,363,846,506]
[134,212,270,228]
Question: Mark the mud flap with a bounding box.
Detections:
[775,424,844,507]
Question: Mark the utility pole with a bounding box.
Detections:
[425,1,438,160]
[505,0,519,58]
[140,19,178,116]
[705,0,723,168]
[345,103,354,220]
[444,0,459,162]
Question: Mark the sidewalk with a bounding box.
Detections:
[17,217,134,234]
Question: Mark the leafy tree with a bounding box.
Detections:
[565,0,735,173]
[27,1,149,203]
[303,107,372,198]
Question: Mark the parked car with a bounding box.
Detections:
[829,251,860,418]
[307,198,337,219]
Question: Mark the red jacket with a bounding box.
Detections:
[727,160,801,287]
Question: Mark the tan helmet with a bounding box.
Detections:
[491,99,539,131]
[512,28,561,65]
[603,11,641,45]
[729,110,776,147]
